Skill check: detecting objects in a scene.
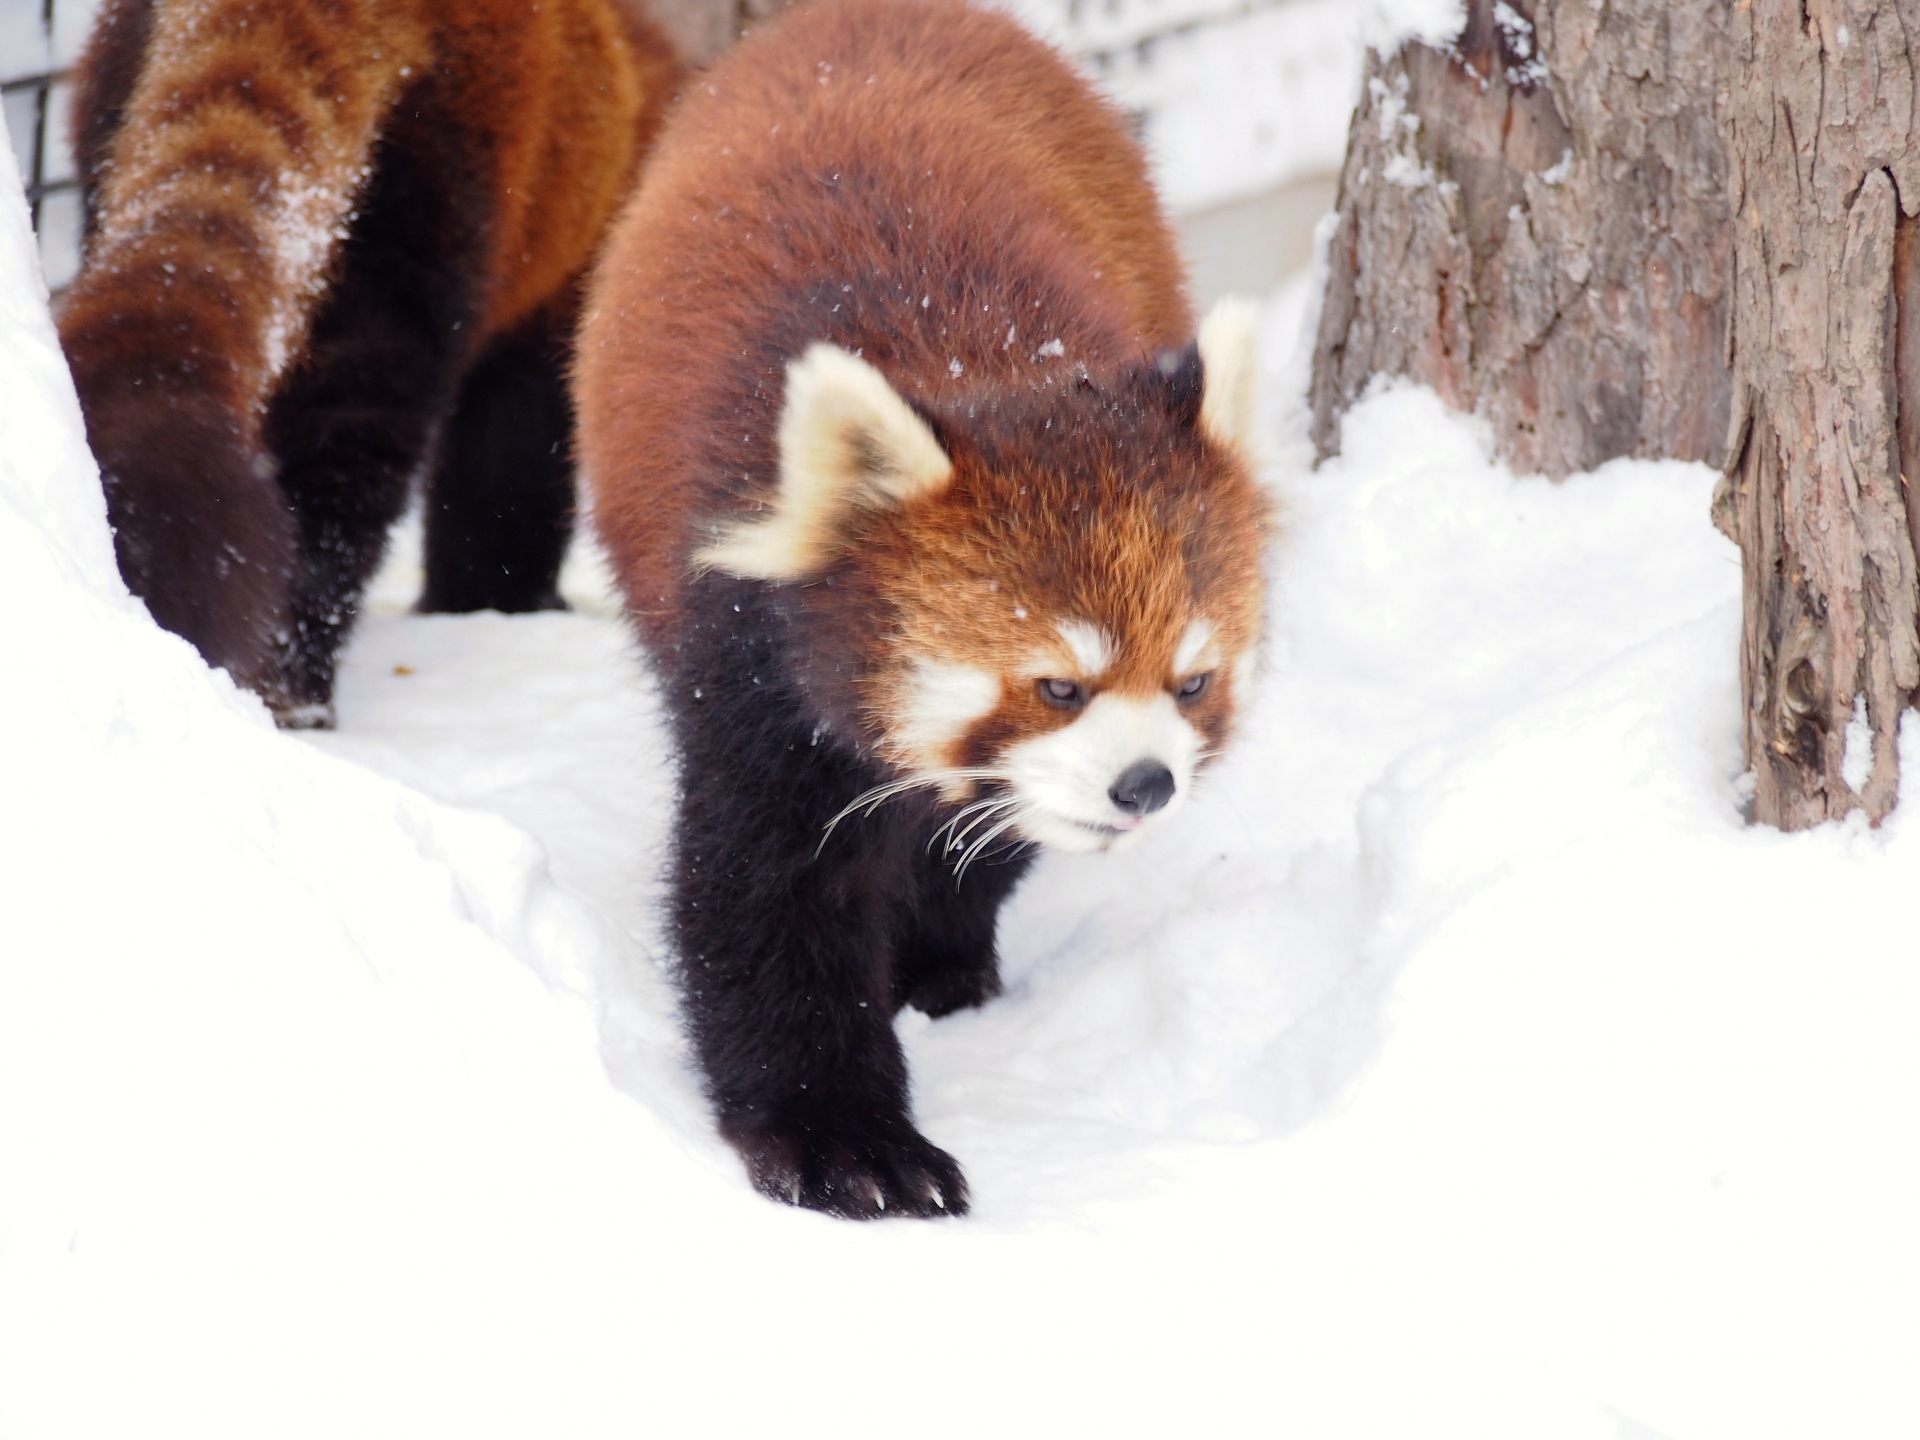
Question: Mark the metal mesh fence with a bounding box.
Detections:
[3,0,97,288]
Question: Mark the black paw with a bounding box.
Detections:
[268,698,337,730]
[259,668,337,730]
[900,961,1002,1018]
[730,1111,969,1219]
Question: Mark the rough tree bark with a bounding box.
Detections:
[1714,0,1920,826]
[1310,0,1732,478]
[1314,0,1920,829]
[640,0,789,66]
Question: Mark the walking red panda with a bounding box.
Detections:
[576,0,1270,1217]
[57,0,679,725]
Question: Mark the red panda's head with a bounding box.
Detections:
[698,301,1271,855]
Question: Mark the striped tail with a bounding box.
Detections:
[60,0,429,421]
[55,0,431,696]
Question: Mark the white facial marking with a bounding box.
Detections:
[696,345,953,579]
[1002,692,1203,853]
[1174,618,1220,675]
[1054,619,1116,676]
[894,660,999,771]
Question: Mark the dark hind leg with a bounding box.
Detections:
[418,305,576,614]
[259,98,488,725]
[892,823,1034,1017]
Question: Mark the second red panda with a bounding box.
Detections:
[59,0,679,724]
[576,0,1270,1217]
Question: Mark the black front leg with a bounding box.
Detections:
[668,654,968,1219]
[894,821,1034,1017]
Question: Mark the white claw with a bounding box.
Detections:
[930,1188,945,1210]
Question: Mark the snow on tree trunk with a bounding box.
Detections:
[1308,0,1731,479]
[643,0,789,65]
[642,0,736,65]
[1715,1,1920,828]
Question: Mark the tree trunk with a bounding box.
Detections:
[1309,0,1732,478]
[641,0,731,66]
[1715,1,1920,827]
[1312,0,1920,829]
[639,0,789,67]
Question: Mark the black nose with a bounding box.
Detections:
[1109,760,1176,817]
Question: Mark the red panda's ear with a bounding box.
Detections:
[1196,297,1262,466]
[696,344,954,580]
[1150,341,1205,429]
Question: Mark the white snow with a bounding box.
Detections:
[1367,72,1439,190]
[1843,693,1874,793]
[1000,0,1464,214]
[1361,0,1467,51]
[4,85,1919,1440]
[1097,0,1368,213]
[1492,0,1549,87]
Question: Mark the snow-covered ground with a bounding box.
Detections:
[4,68,1918,1440]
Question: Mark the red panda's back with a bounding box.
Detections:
[576,0,1191,647]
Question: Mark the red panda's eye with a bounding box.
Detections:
[1038,678,1086,709]
[1177,672,1211,701]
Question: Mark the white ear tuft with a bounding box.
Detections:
[696,344,953,579]
[1197,297,1262,464]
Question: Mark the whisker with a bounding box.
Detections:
[835,768,999,824]
[954,812,1027,884]
[816,766,1007,856]
[930,795,1016,854]
[954,821,1024,885]
[939,796,1018,855]
[938,793,1009,831]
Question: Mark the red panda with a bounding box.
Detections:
[57,0,680,725]
[575,0,1269,1217]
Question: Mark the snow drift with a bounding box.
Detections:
[3,107,1916,1439]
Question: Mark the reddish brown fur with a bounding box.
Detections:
[581,0,1267,762]
[58,0,679,716]
[879,445,1267,773]
[577,0,1269,1217]
[581,0,1196,638]
[65,0,672,411]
